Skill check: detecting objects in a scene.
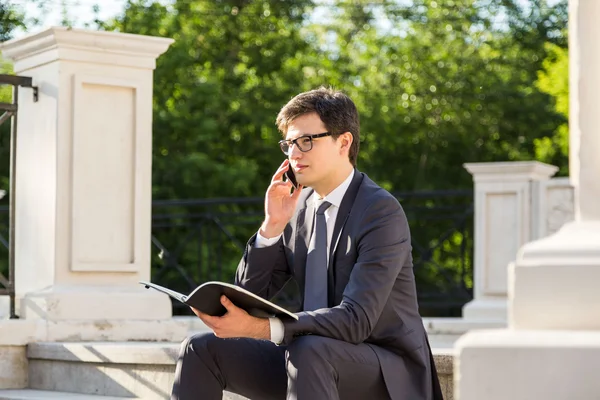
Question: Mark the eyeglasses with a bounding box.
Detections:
[278,132,332,156]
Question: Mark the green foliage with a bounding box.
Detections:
[0,0,24,288]
[534,43,569,175]
[98,0,568,196]
[0,54,12,192]
[3,0,569,315]
[0,55,12,101]
[0,1,24,42]
[295,0,568,189]
[94,0,569,315]
[102,0,314,200]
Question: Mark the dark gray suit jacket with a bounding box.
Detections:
[236,170,443,400]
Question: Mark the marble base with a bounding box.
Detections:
[455,329,600,400]
[511,221,600,330]
[20,285,172,321]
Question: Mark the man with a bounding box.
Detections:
[171,87,443,400]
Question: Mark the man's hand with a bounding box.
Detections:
[260,159,303,239]
[191,295,271,340]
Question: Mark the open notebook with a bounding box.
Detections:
[140,281,298,320]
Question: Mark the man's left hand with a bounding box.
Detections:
[191,295,271,340]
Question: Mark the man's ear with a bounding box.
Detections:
[339,132,353,153]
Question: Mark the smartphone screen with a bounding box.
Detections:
[284,167,299,189]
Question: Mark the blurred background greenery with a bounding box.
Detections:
[0,0,568,316]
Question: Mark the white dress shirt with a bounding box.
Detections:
[255,170,355,344]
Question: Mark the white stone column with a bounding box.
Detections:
[531,177,574,239]
[510,0,600,332]
[0,27,178,324]
[456,1,600,399]
[461,162,557,322]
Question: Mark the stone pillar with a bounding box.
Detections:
[456,1,600,399]
[0,27,179,324]
[510,0,600,331]
[531,177,574,239]
[461,162,557,322]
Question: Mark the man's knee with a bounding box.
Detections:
[286,335,335,370]
[178,331,217,360]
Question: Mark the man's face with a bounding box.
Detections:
[285,112,344,191]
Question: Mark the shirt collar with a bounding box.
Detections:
[313,169,355,209]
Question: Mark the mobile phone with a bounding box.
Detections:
[284,166,299,189]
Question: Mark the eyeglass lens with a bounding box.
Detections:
[280,137,312,155]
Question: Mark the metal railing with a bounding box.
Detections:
[0,74,38,319]
[151,190,474,317]
[0,189,472,318]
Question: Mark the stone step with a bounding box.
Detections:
[25,342,454,400]
[27,342,177,399]
[25,342,248,400]
[0,389,130,399]
[0,389,245,400]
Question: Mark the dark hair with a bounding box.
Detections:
[276,87,360,166]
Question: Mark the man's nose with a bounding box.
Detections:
[289,142,303,159]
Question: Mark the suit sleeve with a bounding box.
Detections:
[234,232,292,301]
[281,194,410,345]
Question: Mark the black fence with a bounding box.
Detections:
[151,190,474,317]
[0,204,9,303]
[0,191,473,318]
[0,74,38,319]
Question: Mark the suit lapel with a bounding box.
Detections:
[329,169,363,264]
[327,170,363,306]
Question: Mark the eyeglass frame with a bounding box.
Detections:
[278,132,333,155]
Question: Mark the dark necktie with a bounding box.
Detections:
[303,200,332,311]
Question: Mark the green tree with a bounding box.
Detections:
[102,0,316,299]
[0,0,24,41]
[534,43,568,175]
[0,0,25,192]
[104,0,313,200]
[0,0,27,295]
[100,0,568,196]
[289,0,567,313]
[96,0,568,315]
[295,0,568,191]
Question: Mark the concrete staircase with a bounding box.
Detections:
[0,342,455,399]
[0,390,129,399]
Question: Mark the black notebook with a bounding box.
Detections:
[139,281,298,320]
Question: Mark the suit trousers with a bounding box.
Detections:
[171,332,390,400]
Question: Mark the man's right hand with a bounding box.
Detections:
[259,159,304,239]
